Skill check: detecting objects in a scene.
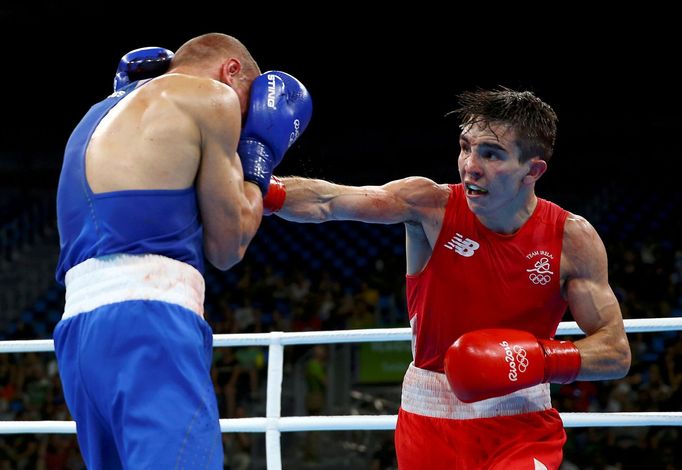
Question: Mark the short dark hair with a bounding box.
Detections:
[452,87,558,162]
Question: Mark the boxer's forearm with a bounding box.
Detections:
[275,177,344,222]
[275,176,420,225]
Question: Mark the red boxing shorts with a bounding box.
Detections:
[395,363,566,470]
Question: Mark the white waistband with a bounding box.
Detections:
[401,363,551,420]
[63,254,205,320]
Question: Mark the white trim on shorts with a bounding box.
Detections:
[401,362,552,420]
[63,254,205,320]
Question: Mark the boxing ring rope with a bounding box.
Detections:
[2,317,682,470]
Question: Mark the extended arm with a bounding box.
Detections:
[275,176,441,224]
[563,215,631,380]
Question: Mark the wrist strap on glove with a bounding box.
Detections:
[238,139,273,195]
[538,339,581,384]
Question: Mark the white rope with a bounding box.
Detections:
[2,413,682,435]
[2,317,682,353]
[0,421,76,434]
[556,317,682,335]
[560,412,682,428]
[0,339,54,353]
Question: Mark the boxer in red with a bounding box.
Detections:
[265,88,631,469]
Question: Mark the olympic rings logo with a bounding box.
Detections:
[513,345,529,372]
[500,341,530,382]
[529,273,551,285]
[526,256,554,285]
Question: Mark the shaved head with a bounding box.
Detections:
[170,33,260,77]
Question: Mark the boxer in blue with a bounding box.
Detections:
[53,33,312,469]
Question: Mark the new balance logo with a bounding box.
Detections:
[444,233,480,257]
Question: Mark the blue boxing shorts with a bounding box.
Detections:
[53,254,223,470]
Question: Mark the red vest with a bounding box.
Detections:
[406,184,569,372]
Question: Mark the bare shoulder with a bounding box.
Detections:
[387,176,450,209]
[152,73,237,100]
[562,212,608,278]
[383,176,450,230]
[563,212,601,248]
[146,74,241,127]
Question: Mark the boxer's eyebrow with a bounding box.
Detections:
[459,136,508,154]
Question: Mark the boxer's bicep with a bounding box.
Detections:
[562,215,630,380]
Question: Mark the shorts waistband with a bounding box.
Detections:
[63,254,205,320]
[401,363,551,420]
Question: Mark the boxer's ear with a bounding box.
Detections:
[522,158,546,185]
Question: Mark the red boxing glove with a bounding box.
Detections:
[263,176,286,215]
[444,329,581,403]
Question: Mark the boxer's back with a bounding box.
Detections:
[56,76,207,284]
[86,74,205,193]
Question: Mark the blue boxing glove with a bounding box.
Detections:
[113,46,174,92]
[239,71,312,194]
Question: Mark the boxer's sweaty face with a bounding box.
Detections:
[458,121,530,218]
